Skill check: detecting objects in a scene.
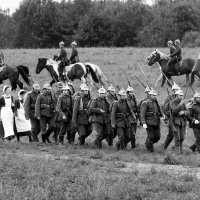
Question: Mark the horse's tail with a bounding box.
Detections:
[85,64,99,83]
[17,65,32,86]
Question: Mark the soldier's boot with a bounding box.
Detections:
[131,138,136,149]
[190,143,196,152]
[115,141,120,150]
[94,139,102,149]
[146,142,154,152]
[41,134,46,143]
[120,140,126,150]
[79,136,85,145]
[58,136,64,146]
[106,136,113,146]
[45,127,54,143]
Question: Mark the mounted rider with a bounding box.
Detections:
[0,51,5,67]
[70,41,79,64]
[168,39,182,74]
[54,41,69,80]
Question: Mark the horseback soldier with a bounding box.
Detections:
[56,84,73,146]
[70,41,79,64]
[126,85,139,148]
[88,87,111,148]
[163,83,181,150]
[111,88,132,150]
[167,40,176,55]
[35,83,55,143]
[0,51,4,67]
[140,90,163,152]
[167,89,187,153]
[168,39,182,74]
[106,84,118,145]
[72,84,92,145]
[54,41,69,81]
[24,82,41,142]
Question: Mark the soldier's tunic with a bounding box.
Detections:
[70,48,79,64]
[72,94,92,145]
[126,94,139,148]
[163,93,176,149]
[106,93,118,145]
[111,99,131,150]
[186,101,200,153]
[35,92,55,142]
[56,93,73,144]
[88,97,110,148]
[169,46,182,67]
[24,90,40,142]
[169,98,187,149]
[140,98,162,152]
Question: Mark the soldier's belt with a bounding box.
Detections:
[30,104,35,108]
[41,104,50,108]
[116,113,130,118]
[145,112,159,116]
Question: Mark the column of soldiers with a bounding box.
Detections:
[21,80,200,154]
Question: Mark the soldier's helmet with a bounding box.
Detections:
[107,84,116,92]
[71,41,77,47]
[145,86,152,93]
[56,82,63,88]
[172,83,180,91]
[175,89,184,96]
[174,39,180,45]
[62,85,70,90]
[126,85,134,92]
[43,83,51,90]
[33,82,40,90]
[81,84,89,91]
[194,93,200,98]
[59,41,65,47]
[98,86,106,94]
[118,88,126,96]
[149,90,157,96]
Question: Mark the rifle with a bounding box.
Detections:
[135,75,146,88]
[138,65,151,88]
[166,88,179,153]
[122,68,131,86]
[112,77,120,92]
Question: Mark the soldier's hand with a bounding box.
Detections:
[37,117,40,120]
[194,120,200,124]
[143,124,147,129]
[112,124,116,129]
[100,109,105,113]
[63,115,66,120]
[25,117,29,120]
[179,111,185,116]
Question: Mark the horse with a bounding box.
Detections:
[36,58,106,87]
[147,49,195,87]
[0,65,32,90]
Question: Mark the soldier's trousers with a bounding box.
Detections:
[146,125,161,152]
[93,122,111,148]
[129,123,137,148]
[58,121,71,144]
[192,128,200,153]
[30,118,41,142]
[174,125,185,150]
[40,117,55,138]
[78,123,92,145]
[116,127,130,150]
[164,127,174,149]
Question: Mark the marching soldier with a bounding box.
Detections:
[168,89,187,153]
[35,83,55,143]
[88,87,111,148]
[72,84,92,145]
[56,85,73,146]
[126,86,139,148]
[163,83,181,150]
[111,88,132,150]
[140,90,163,152]
[106,84,118,145]
[186,93,200,153]
[70,41,79,64]
[24,82,41,142]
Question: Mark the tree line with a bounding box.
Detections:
[1,0,200,48]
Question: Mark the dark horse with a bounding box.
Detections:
[36,58,105,86]
[147,49,195,87]
[0,65,32,90]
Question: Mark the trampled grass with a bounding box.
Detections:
[1,48,200,199]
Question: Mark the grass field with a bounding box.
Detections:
[1,48,200,199]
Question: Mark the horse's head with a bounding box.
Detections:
[147,49,161,66]
[36,58,47,74]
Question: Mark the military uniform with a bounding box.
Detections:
[88,96,111,148]
[169,98,187,150]
[140,98,162,152]
[169,46,182,69]
[24,90,40,142]
[70,48,79,64]
[72,94,91,145]
[56,93,73,145]
[35,91,55,143]
[111,99,132,150]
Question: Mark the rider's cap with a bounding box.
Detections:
[118,88,127,96]
[174,39,180,45]
[175,89,184,96]
[126,85,134,92]
[98,86,106,94]
[59,41,65,46]
[71,41,77,46]
[107,84,116,92]
[149,90,157,96]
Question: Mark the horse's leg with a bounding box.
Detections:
[161,75,166,87]
[16,79,23,89]
[185,73,190,87]
[50,79,55,86]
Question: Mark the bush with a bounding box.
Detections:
[182,31,200,47]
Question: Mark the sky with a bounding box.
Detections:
[0,0,153,14]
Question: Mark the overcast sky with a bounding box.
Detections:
[0,0,152,14]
